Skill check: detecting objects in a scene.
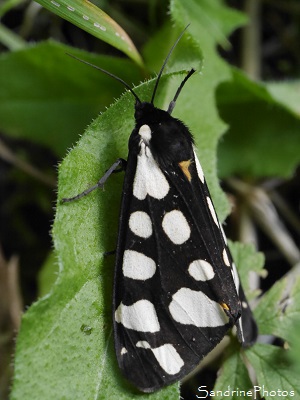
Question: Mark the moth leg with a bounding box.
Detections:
[111,159,127,174]
[61,158,127,203]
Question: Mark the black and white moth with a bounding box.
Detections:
[63,30,257,393]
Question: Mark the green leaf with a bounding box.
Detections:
[267,80,300,116]
[38,252,59,297]
[228,241,264,300]
[254,277,300,342]
[213,348,254,399]
[289,320,300,373]
[0,40,142,157]
[171,0,247,53]
[35,0,142,66]
[246,344,300,399]
[143,23,202,75]
[217,68,300,178]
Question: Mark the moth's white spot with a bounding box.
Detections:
[188,259,215,281]
[67,5,75,11]
[129,211,153,238]
[51,0,60,6]
[239,320,245,343]
[231,264,244,341]
[231,262,240,290]
[82,15,89,20]
[138,124,152,143]
[230,261,244,342]
[133,149,169,200]
[115,32,120,36]
[230,262,244,345]
[122,250,156,280]
[220,224,228,244]
[115,300,160,332]
[193,150,204,183]
[136,340,151,349]
[207,196,219,227]
[162,210,191,245]
[223,248,231,267]
[136,341,184,375]
[121,35,125,40]
[169,288,229,327]
[120,347,127,355]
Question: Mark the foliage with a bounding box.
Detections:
[0,0,299,399]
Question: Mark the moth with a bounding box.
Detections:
[63,28,257,393]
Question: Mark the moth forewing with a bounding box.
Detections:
[112,101,257,392]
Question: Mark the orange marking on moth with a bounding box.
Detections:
[220,302,230,311]
[178,160,192,181]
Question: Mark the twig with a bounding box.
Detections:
[0,138,56,187]
[242,0,262,80]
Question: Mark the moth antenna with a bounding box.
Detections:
[167,68,196,114]
[150,24,190,105]
[66,53,142,104]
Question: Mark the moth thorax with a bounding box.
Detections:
[138,124,152,143]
